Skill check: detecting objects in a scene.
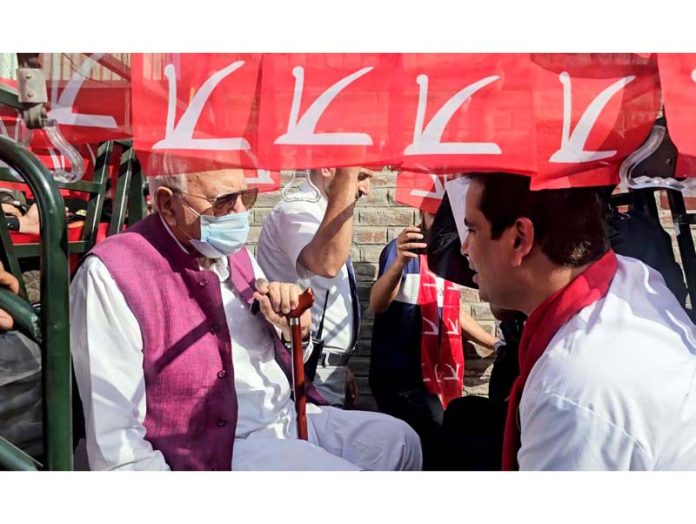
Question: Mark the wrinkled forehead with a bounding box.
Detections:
[186,169,247,196]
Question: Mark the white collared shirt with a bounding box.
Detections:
[257,181,356,356]
[519,255,696,470]
[70,218,306,470]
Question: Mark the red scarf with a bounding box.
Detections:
[501,250,618,470]
[418,254,465,408]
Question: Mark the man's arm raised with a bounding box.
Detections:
[298,167,361,279]
[370,227,426,314]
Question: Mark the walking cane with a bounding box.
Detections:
[286,288,314,440]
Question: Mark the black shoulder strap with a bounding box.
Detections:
[305,290,330,382]
[315,290,330,340]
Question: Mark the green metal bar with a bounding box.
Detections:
[80,142,113,248]
[109,147,134,236]
[69,241,89,254]
[127,155,147,225]
[0,436,40,471]
[0,135,72,471]
[0,168,22,182]
[3,164,102,194]
[2,167,103,193]
[13,241,89,258]
[0,207,28,298]
[54,179,103,193]
[2,141,113,255]
[0,288,41,343]
[10,244,40,259]
[0,83,22,110]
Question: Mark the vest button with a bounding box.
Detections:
[216,418,227,427]
[199,279,208,287]
[210,323,221,334]
[217,369,227,379]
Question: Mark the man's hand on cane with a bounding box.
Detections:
[253,279,312,340]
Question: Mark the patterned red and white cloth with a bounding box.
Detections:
[417,254,464,407]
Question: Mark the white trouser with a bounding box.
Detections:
[231,405,423,471]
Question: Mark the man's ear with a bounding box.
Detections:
[511,217,534,267]
[156,187,177,226]
[320,168,333,179]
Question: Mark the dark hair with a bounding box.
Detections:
[469,173,609,268]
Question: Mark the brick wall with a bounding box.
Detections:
[246,170,497,411]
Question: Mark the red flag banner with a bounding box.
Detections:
[131,53,280,191]
[1,53,682,191]
[658,53,696,179]
[394,171,449,214]
[0,94,100,196]
[37,53,131,146]
[2,54,130,188]
[398,54,536,175]
[257,53,403,170]
[530,53,661,189]
[238,166,281,193]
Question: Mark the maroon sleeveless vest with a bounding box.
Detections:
[90,214,325,470]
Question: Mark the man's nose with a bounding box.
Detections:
[233,194,247,213]
[460,234,470,257]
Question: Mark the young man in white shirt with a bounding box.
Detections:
[461,172,696,470]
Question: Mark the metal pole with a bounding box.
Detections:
[0,135,72,470]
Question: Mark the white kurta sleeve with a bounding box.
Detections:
[518,392,652,471]
[274,204,323,280]
[70,256,170,471]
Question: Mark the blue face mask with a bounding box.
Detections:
[189,211,250,259]
[174,193,250,258]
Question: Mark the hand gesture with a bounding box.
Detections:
[395,226,426,265]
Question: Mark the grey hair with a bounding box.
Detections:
[145,152,191,212]
[148,174,188,212]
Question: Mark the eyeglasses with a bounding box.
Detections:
[173,188,259,217]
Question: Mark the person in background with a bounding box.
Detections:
[257,167,373,407]
[461,172,696,470]
[0,261,42,458]
[2,189,40,234]
[444,185,691,470]
[369,210,497,470]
